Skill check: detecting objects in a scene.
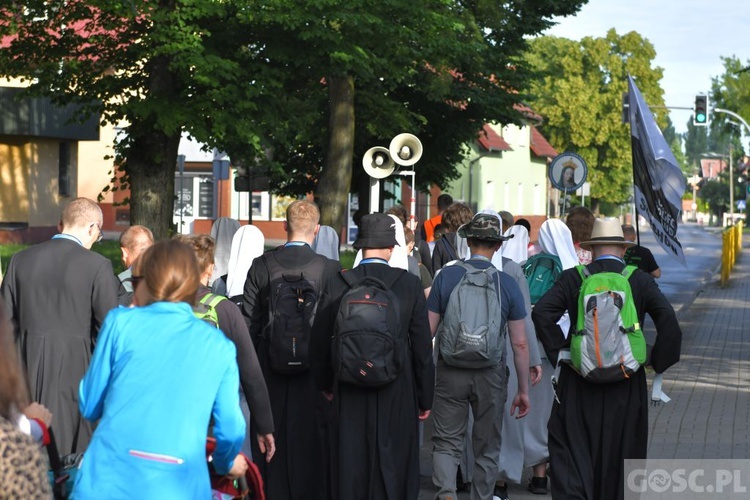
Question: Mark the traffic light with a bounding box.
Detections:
[693,94,709,126]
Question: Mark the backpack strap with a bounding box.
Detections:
[200,292,226,309]
[622,265,638,279]
[439,236,457,261]
[575,264,590,281]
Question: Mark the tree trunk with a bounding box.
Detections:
[317,75,355,238]
[127,122,181,240]
[125,52,182,241]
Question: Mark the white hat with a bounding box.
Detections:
[580,218,636,250]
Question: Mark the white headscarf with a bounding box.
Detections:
[537,218,578,270]
[353,214,409,270]
[226,225,265,297]
[210,217,241,284]
[502,225,529,265]
[312,225,339,260]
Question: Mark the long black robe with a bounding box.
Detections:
[1,238,120,456]
[311,262,435,500]
[532,258,682,500]
[242,244,341,500]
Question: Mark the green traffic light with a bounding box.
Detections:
[696,113,707,123]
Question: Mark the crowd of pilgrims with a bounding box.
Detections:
[0,196,681,500]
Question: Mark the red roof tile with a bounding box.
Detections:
[478,124,512,152]
[530,127,557,159]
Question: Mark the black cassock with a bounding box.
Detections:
[532,258,682,500]
[242,244,342,500]
[311,262,435,500]
[1,238,120,456]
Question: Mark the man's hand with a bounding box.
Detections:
[530,366,543,386]
[510,392,531,419]
[418,409,431,421]
[24,402,52,427]
[322,391,333,402]
[227,454,249,479]
[257,433,276,462]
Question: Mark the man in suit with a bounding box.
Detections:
[311,212,435,500]
[532,218,682,500]
[1,197,121,455]
[242,200,341,500]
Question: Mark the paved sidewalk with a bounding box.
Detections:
[647,243,750,460]
[419,238,748,499]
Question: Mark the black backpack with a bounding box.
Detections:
[265,251,326,375]
[332,271,403,388]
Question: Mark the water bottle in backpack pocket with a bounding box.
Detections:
[437,261,504,369]
[332,272,403,388]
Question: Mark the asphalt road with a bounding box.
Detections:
[417,222,724,500]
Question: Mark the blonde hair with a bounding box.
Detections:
[133,240,200,305]
[120,225,154,253]
[286,200,320,237]
[61,198,102,230]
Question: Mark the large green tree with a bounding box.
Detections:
[524,30,667,212]
[238,0,588,231]
[0,0,265,238]
[0,0,588,236]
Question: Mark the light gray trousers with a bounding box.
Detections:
[431,361,507,500]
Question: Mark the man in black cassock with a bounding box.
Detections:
[242,200,341,500]
[532,218,682,500]
[1,197,120,455]
[311,213,435,500]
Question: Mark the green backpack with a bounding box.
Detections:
[193,293,227,329]
[523,253,563,305]
[561,265,647,383]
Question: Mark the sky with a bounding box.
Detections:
[544,0,750,135]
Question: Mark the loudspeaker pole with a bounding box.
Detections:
[369,178,381,213]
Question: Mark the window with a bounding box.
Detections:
[59,142,71,197]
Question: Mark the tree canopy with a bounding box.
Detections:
[0,0,588,236]
[524,29,667,211]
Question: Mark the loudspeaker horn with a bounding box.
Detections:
[389,133,423,167]
[362,146,396,179]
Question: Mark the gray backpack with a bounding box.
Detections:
[437,261,504,369]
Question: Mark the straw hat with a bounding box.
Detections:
[579,218,636,250]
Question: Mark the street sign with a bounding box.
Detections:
[738,200,746,210]
[549,152,588,192]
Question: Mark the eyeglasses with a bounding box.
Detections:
[90,223,103,243]
[131,275,143,289]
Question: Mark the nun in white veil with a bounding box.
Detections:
[353,214,409,270]
[520,217,577,493]
[502,225,530,265]
[222,225,265,299]
[312,225,340,260]
[536,219,578,271]
[209,217,241,285]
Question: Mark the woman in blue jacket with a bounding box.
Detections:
[74,240,247,499]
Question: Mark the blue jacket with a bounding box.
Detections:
[74,302,245,499]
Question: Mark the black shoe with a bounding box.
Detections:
[528,476,548,495]
[492,484,509,500]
